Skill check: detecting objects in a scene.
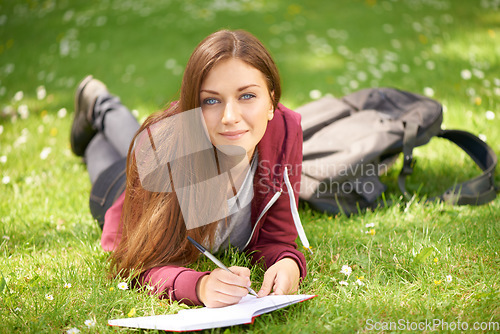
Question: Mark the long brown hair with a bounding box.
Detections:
[110,29,282,279]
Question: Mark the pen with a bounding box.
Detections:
[187,236,259,297]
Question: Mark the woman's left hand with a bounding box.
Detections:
[257,257,300,297]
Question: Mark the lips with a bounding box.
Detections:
[219,130,248,140]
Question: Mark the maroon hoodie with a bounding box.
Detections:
[101,103,306,305]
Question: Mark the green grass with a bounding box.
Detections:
[1,0,499,332]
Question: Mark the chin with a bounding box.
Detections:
[215,144,248,157]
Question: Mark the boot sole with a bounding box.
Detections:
[70,75,96,156]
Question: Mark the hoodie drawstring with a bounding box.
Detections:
[284,167,313,255]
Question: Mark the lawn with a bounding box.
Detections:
[1,0,499,333]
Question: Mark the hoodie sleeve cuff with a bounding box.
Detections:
[276,251,307,279]
[171,270,210,306]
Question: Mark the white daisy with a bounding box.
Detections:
[18,105,29,119]
[13,91,23,101]
[461,69,472,80]
[340,265,352,276]
[423,87,435,97]
[383,24,394,34]
[84,319,96,328]
[58,108,67,118]
[309,89,322,100]
[40,147,51,160]
[473,68,484,79]
[117,282,128,290]
[37,86,47,100]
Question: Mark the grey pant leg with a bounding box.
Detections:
[93,93,141,157]
[85,133,123,184]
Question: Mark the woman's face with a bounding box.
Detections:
[200,58,274,160]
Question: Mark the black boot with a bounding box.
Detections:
[70,75,108,156]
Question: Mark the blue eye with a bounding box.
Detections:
[241,93,255,100]
[203,98,219,105]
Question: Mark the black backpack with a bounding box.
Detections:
[296,88,498,215]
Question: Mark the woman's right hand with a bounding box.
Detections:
[196,266,251,308]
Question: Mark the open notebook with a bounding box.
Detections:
[108,294,316,331]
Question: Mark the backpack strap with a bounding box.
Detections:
[436,129,498,205]
[398,126,498,205]
[397,122,419,200]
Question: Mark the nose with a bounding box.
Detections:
[221,101,241,125]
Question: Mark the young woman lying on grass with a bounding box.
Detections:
[70,29,308,308]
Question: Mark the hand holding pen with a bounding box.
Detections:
[188,236,258,307]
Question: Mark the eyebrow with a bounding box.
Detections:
[200,84,261,95]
